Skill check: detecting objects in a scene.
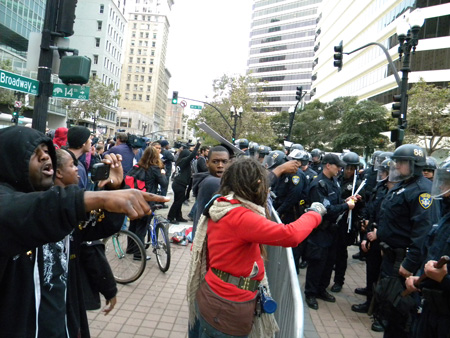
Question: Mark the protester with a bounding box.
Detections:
[187,157,326,337]
[0,126,168,337]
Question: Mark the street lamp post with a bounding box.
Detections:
[394,9,425,147]
[142,122,148,137]
[230,106,243,142]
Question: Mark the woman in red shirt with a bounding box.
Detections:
[187,157,326,338]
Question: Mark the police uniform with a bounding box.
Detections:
[377,175,437,337]
[363,166,378,202]
[332,173,365,288]
[304,171,349,300]
[310,162,323,174]
[412,201,450,337]
[303,167,318,185]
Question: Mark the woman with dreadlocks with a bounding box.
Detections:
[187,157,327,338]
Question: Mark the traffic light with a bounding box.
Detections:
[295,86,303,101]
[392,94,402,119]
[56,0,78,37]
[391,128,404,143]
[232,137,235,143]
[333,40,343,71]
[12,110,19,118]
[171,91,178,105]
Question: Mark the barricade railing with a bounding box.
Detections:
[265,208,304,338]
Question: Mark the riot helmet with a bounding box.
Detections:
[257,145,271,158]
[290,143,304,151]
[423,156,438,181]
[310,148,322,163]
[262,150,287,169]
[389,144,426,182]
[249,142,259,157]
[431,161,450,199]
[288,149,310,166]
[236,138,249,150]
[373,151,393,171]
[371,150,383,166]
[342,152,361,167]
[376,158,392,182]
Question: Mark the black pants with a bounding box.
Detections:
[168,181,187,220]
[413,303,450,338]
[305,242,336,296]
[333,227,348,286]
[128,215,149,245]
[366,240,382,301]
[292,242,307,272]
[161,169,172,196]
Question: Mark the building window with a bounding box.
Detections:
[148,76,152,82]
[149,68,152,73]
[95,38,100,47]
[151,51,155,56]
[147,85,151,91]
[127,74,131,81]
[133,94,137,100]
[100,4,104,13]
[137,57,141,63]
[125,93,129,100]
[126,84,130,90]
[152,41,156,47]
[128,66,132,72]
[93,55,98,64]
[134,75,139,81]
[129,57,133,63]
[97,21,102,30]
[146,95,150,101]
[150,59,154,65]
[138,94,142,100]
[92,71,97,78]
[130,48,134,54]
[140,75,144,82]
[153,33,156,39]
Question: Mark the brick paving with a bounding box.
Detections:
[87,195,383,337]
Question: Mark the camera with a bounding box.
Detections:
[91,163,111,181]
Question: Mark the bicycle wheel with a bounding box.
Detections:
[104,230,146,284]
[154,223,171,272]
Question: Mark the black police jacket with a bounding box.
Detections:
[307,172,349,246]
[272,170,307,219]
[377,175,438,274]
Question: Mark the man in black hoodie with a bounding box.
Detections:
[0,126,168,338]
[192,146,230,239]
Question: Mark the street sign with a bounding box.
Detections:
[14,101,22,108]
[190,105,202,110]
[52,83,90,100]
[180,100,187,108]
[0,69,39,95]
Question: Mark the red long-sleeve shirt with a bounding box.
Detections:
[205,200,321,302]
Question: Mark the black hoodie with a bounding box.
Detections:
[0,126,120,337]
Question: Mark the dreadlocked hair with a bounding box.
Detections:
[219,157,269,207]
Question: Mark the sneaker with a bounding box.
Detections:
[317,291,336,303]
[330,283,343,293]
[177,218,188,222]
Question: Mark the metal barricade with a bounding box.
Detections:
[265,208,304,338]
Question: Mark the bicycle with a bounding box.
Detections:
[103,229,147,284]
[143,205,171,272]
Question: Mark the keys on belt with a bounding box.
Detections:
[211,268,260,292]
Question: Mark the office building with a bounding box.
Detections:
[247,0,322,113]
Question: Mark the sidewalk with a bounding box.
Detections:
[87,195,381,337]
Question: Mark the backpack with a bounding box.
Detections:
[125,165,147,191]
[191,157,198,174]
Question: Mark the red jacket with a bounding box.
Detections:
[205,200,321,302]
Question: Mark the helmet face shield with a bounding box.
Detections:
[431,168,450,199]
[373,156,385,171]
[262,154,274,169]
[389,159,414,182]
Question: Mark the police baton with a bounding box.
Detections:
[401,255,450,297]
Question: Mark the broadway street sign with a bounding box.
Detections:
[0,69,39,95]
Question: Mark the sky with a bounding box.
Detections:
[165,0,253,108]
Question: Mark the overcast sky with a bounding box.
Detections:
[165,0,253,108]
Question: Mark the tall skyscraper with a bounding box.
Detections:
[247,0,322,113]
[118,0,174,137]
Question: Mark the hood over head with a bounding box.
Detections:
[0,126,56,192]
[192,171,211,197]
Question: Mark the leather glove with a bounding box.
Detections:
[307,202,327,217]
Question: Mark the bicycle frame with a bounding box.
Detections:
[112,234,126,258]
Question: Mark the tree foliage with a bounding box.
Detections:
[63,76,120,125]
[189,74,277,146]
[406,79,450,154]
[272,96,389,155]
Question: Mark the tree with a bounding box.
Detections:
[63,76,120,125]
[406,79,450,154]
[189,74,277,146]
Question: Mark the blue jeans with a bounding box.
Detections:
[191,307,249,338]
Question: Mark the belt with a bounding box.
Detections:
[211,268,260,292]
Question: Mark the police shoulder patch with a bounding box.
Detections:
[292,175,300,185]
[419,193,432,209]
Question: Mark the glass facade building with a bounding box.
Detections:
[247,0,322,113]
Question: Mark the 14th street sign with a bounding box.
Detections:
[0,69,39,95]
[52,83,90,100]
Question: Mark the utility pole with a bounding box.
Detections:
[32,0,59,133]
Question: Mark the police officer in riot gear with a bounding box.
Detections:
[423,156,437,181]
[310,148,323,174]
[363,150,383,201]
[374,144,438,336]
[256,145,271,163]
[235,139,250,156]
[248,142,259,158]
[304,154,359,310]
[404,161,450,337]
[295,150,317,184]
[330,152,365,293]
[291,143,304,151]
[352,158,395,332]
